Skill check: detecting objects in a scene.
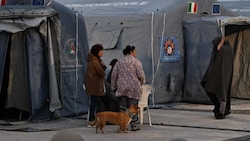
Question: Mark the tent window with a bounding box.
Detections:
[88,25,122,49]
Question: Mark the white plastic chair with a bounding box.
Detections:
[138,84,153,126]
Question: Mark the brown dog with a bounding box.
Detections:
[91,105,140,134]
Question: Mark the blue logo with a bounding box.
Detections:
[212,4,221,15]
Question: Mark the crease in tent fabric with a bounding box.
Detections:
[167,73,173,92]
[89,24,122,49]
[47,0,52,6]
[230,32,240,95]
[0,17,47,33]
[0,33,9,91]
[47,19,62,112]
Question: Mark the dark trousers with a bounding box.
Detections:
[88,96,102,122]
[117,96,139,128]
[206,92,231,115]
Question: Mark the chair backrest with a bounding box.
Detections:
[138,84,153,108]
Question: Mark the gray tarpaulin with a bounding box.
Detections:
[182,16,223,103]
[58,0,238,104]
[183,16,250,103]
[0,0,249,122]
[0,1,89,121]
[7,32,29,112]
[219,17,250,99]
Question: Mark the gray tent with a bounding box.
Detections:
[59,0,249,105]
[0,0,89,121]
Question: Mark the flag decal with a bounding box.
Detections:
[187,2,198,14]
[68,42,76,55]
[0,0,6,6]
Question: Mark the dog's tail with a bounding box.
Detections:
[91,113,99,126]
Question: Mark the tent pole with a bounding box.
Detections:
[151,12,166,107]
[217,18,224,37]
[150,12,155,107]
[75,11,79,115]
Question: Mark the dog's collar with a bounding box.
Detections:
[126,110,134,118]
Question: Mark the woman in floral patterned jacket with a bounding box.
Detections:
[111,45,145,131]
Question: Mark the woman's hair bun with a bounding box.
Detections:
[123,45,135,55]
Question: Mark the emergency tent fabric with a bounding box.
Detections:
[219,16,250,99]
[0,1,89,121]
[183,15,250,102]
[58,0,238,104]
[182,16,224,103]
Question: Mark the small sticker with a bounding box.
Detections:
[187,2,198,14]
[212,3,221,15]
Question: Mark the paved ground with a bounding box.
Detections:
[0,99,250,141]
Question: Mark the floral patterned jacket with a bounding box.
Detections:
[111,55,145,100]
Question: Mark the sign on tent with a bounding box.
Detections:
[160,37,180,63]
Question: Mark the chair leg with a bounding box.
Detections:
[139,107,144,124]
[87,96,90,122]
[147,107,152,126]
[87,107,90,122]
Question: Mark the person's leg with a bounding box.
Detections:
[117,96,128,112]
[206,92,220,117]
[225,92,231,116]
[128,98,140,131]
[106,94,119,112]
[217,100,226,119]
[96,96,105,113]
[88,96,99,122]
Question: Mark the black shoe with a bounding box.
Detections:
[131,126,140,131]
[215,113,225,119]
[225,111,231,116]
[213,109,219,117]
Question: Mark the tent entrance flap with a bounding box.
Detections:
[0,31,31,120]
[226,27,250,99]
[219,17,250,99]
[0,32,31,120]
[0,23,62,121]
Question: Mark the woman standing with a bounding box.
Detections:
[201,37,234,119]
[85,44,106,126]
[111,45,145,131]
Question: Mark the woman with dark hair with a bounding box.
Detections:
[111,45,145,131]
[85,44,107,126]
[201,37,234,119]
[106,58,118,84]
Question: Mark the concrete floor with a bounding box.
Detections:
[1,99,250,141]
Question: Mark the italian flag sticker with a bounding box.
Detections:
[0,0,6,5]
[187,2,198,14]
